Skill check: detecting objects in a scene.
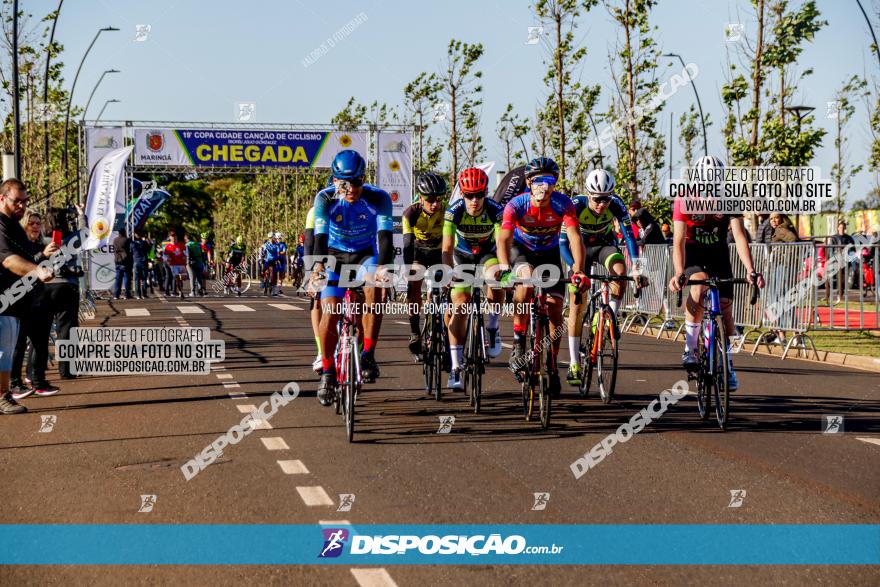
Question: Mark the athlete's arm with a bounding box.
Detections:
[730,217,763,286]
[497,202,518,268]
[670,220,687,291]
[611,199,640,262]
[402,208,415,265]
[559,229,575,268]
[376,190,394,265]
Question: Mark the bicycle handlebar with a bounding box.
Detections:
[585,273,642,299]
[675,276,759,308]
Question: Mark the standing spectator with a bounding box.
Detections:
[660,223,672,243]
[112,228,133,300]
[161,231,175,295]
[755,214,775,243]
[631,208,666,247]
[627,200,642,240]
[10,212,56,398]
[770,214,799,243]
[131,231,150,299]
[200,232,213,293]
[185,232,205,297]
[0,179,57,414]
[828,221,856,304]
[164,230,188,298]
[45,205,85,380]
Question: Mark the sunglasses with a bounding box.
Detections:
[529,175,557,186]
[462,191,486,200]
[336,177,364,188]
[590,195,612,205]
[422,195,442,204]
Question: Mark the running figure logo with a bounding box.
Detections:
[531,492,550,511]
[823,415,844,434]
[337,494,355,512]
[138,495,157,513]
[728,490,746,508]
[39,415,57,433]
[437,416,455,434]
[318,528,349,558]
[134,24,151,42]
[525,26,543,45]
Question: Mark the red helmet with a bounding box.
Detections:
[458,168,489,195]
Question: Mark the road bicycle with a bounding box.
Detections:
[677,276,758,430]
[461,282,487,413]
[261,261,278,296]
[334,287,362,442]
[578,274,640,403]
[421,274,449,401]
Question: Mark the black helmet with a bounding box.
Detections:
[416,171,447,197]
[525,157,559,178]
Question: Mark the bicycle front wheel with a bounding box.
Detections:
[578,307,595,398]
[696,321,711,421]
[471,312,484,414]
[538,337,552,430]
[710,314,730,430]
[596,308,619,404]
[345,338,358,442]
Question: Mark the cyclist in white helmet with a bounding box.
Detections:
[668,155,764,391]
[560,168,644,386]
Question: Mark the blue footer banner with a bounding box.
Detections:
[2,525,877,565]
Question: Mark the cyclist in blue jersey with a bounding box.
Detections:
[496,157,588,396]
[276,232,288,293]
[442,168,506,389]
[259,232,282,296]
[560,169,645,385]
[311,150,394,406]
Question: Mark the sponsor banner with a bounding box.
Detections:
[449,161,496,205]
[85,127,124,174]
[127,188,171,231]
[84,146,133,250]
[0,524,876,564]
[88,251,116,291]
[375,132,413,216]
[493,164,527,207]
[133,129,367,169]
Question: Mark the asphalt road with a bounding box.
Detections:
[1,290,878,585]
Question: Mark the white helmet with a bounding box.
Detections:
[276,232,284,240]
[693,155,725,171]
[267,231,275,239]
[585,169,616,195]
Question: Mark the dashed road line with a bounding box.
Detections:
[248,418,272,430]
[236,405,256,413]
[125,308,150,317]
[178,306,205,314]
[224,304,255,312]
[260,437,290,451]
[277,460,309,474]
[856,437,880,447]
[223,383,241,389]
[295,486,334,506]
[350,568,399,587]
[215,374,234,380]
[268,303,302,311]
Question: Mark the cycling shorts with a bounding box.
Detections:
[509,243,565,298]
[684,243,734,299]
[321,247,378,300]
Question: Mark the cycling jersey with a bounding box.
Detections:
[303,207,315,257]
[226,242,246,265]
[672,199,739,247]
[402,202,445,250]
[261,241,281,264]
[502,191,578,252]
[443,198,504,256]
[164,242,186,266]
[560,194,639,263]
[313,185,393,254]
[277,242,288,267]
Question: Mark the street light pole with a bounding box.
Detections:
[785,104,814,233]
[62,26,118,203]
[96,99,120,123]
[81,69,119,123]
[662,52,707,156]
[855,0,880,71]
[12,0,21,178]
[43,0,64,200]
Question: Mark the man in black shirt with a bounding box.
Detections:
[0,179,57,414]
[113,229,133,300]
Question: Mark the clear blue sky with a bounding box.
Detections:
[49,0,876,204]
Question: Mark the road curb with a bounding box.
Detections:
[627,324,880,374]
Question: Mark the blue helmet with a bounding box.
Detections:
[331,149,366,180]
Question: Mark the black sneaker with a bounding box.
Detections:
[681,349,699,371]
[317,373,337,407]
[0,393,27,414]
[408,335,422,356]
[361,354,380,383]
[33,383,60,397]
[509,339,527,381]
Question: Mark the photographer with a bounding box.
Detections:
[46,205,86,380]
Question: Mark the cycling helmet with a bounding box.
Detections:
[458,167,489,194]
[416,171,448,196]
[525,157,559,179]
[235,236,243,245]
[693,154,725,170]
[585,169,616,195]
[276,233,284,240]
[200,232,209,239]
[267,231,275,239]
[331,149,366,180]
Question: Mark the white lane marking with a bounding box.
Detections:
[318,520,352,525]
[260,437,290,451]
[501,342,512,349]
[125,308,150,316]
[636,379,647,382]
[296,486,334,506]
[236,405,256,413]
[351,568,399,587]
[268,303,302,311]
[249,418,272,430]
[856,437,880,447]
[224,304,255,312]
[212,365,226,371]
[178,306,205,314]
[223,383,241,389]
[216,374,234,380]
[394,321,409,326]
[277,460,309,474]
[228,392,248,399]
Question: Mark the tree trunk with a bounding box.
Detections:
[451,87,458,175]
[624,0,638,197]
[749,0,766,166]
[555,12,566,180]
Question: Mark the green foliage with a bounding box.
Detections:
[439,39,484,174]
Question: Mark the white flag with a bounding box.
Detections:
[83,145,133,251]
[448,161,496,204]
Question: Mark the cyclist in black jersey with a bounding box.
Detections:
[403,172,447,357]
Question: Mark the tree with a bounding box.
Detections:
[438,39,483,175]
[678,105,700,168]
[534,0,598,181]
[851,186,880,211]
[331,97,367,131]
[403,72,442,171]
[496,103,528,170]
[604,0,664,201]
[826,75,868,218]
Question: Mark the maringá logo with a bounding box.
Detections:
[318,528,349,558]
[147,131,164,152]
[389,160,401,172]
[90,218,110,240]
[339,134,352,148]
